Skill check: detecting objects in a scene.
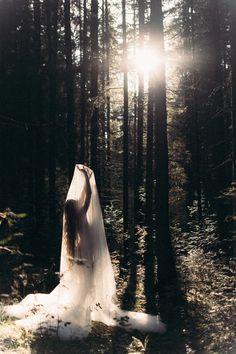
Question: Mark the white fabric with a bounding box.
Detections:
[5,165,165,339]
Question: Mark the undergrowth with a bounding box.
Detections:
[0,205,235,353]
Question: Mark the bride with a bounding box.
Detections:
[5,165,165,340]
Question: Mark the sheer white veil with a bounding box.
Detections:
[5,165,165,339]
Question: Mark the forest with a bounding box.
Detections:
[0,0,236,352]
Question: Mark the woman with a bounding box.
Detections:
[5,165,165,339]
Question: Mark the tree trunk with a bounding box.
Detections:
[90,0,99,186]
[190,0,202,219]
[230,0,236,213]
[65,0,76,181]
[79,0,87,164]
[152,0,175,286]
[22,0,36,235]
[33,0,44,235]
[100,0,106,201]
[205,0,227,199]
[144,78,155,312]
[46,0,58,242]
[105,0,111,199]
[122,0,129,232]
[0,0,7,209]
[134,0,145,223]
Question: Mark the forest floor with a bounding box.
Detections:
[0,214,236,354]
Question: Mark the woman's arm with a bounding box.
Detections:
[77,165,92,214]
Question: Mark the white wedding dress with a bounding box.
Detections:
[5,165,165,340]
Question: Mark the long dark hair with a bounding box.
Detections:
[64,199,77,258]
[64,170,92,258]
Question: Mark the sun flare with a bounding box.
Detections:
[134,46,162,75]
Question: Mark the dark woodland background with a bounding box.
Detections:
[0,0,236,353]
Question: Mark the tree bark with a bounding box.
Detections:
[79,0,87,164]
[152,0,176,285]
[90,0,99,186]
[105,0,111,198]
[65,0,76,182]
[144,78,155,311]
[33,0,44,234]
[229,0,236,213]
[204,0,227,199]
[122,0,129,232]
[190,0,202,219]
[0,0,7,209]
[134,0,145,223]
[46,0,58,240]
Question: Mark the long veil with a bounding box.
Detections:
[5,165,165,340]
